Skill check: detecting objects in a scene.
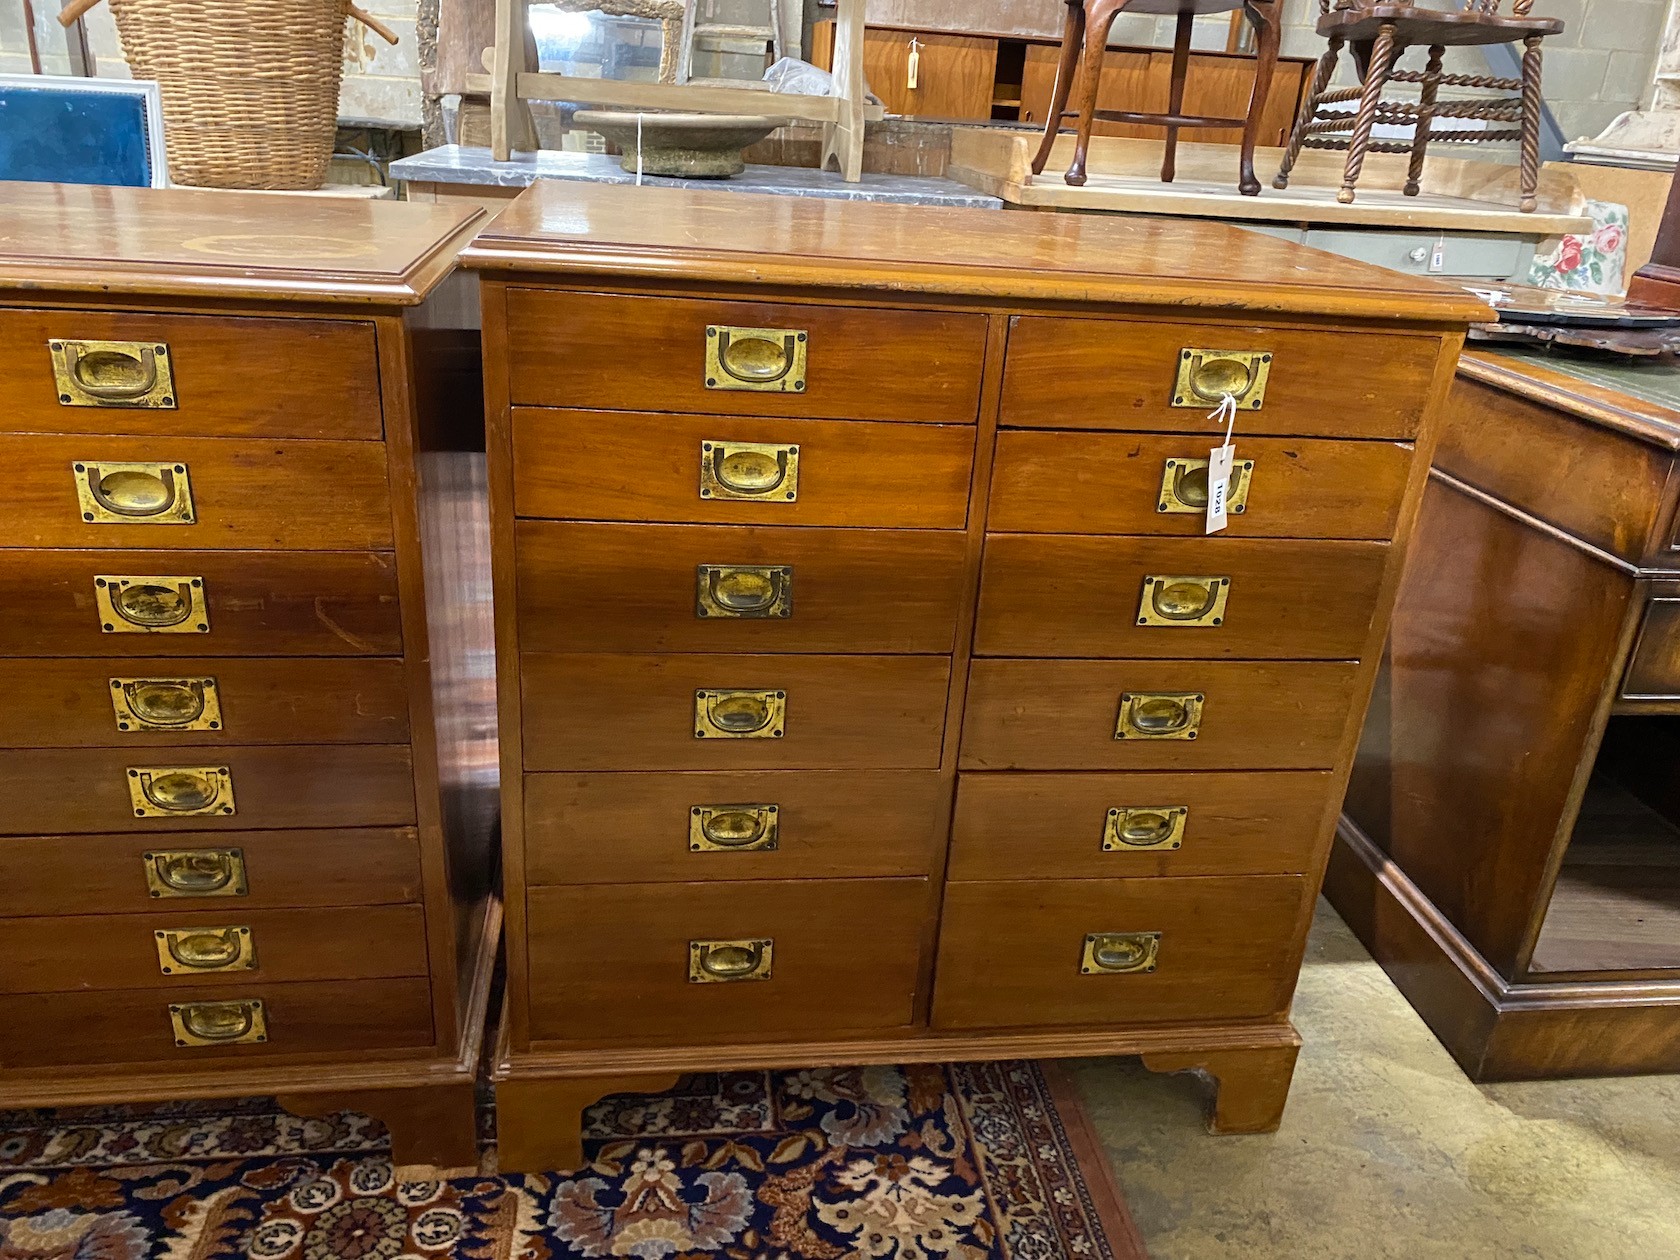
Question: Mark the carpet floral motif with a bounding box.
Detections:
[0,1063,1120,1260]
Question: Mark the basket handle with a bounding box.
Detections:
[59,0,397,42]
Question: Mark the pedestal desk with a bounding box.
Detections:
[0,185,497,1166]
[464,180,1484,1171]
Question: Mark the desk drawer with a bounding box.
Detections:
[521,653,950,771]
[525,770,946,885]
[0,744,416,835]
[989,431,1413,539]
[0,657,409,747]
[1623,587,1680,701]
[0,828,423,916]
[516,521,967,655]
[975,536,1386,660]
[0,435,392,550]
[0,905,429,994]
[932,876,1306,1028]
[0,550,402,657]
[949,771,1334,880]
[511,410,974,529]
[1001,316,1441,438]
[0,979,434,1067]
[961,659,1359,771]
[527,878,925,1042]
[505,289,987,424]
[0,308,382,440]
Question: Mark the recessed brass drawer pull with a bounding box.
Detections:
[699,440,800,502]
[694,688,785,739]
[696,564,793,619]
[1172,348,1271,409]
[72,460,195,524]
[1080,931,1161,975]
[95,575,209,635]
[704,325,808,393]
[127,765,236,817]
[1103,806,1187,852]
[154,925,256,974]
[690,803,780,852]
[143,848,247,899]
[111,676,222,733]
[169,999,266,1047]
[49,338,177,409]
[1137,575,1230,628]
[689,937,774,983]
[1158,457,1253,515]
[1114,691,1203,741]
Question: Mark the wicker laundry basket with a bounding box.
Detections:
[59,0,397,190]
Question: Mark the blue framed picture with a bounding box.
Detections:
[0,73,168,188]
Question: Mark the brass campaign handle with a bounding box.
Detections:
[689,938,774,982]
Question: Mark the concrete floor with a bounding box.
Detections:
[1068,902,1680,1260]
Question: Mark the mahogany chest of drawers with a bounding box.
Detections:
[464,181,1484,1172]
[0,185,495,1167]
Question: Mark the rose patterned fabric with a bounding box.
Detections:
[1526,199,1630,295]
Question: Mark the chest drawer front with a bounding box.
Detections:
[1,550,402,657]
[961,658,1359,771]
[0,436,393,551]
[989,431,1413,539]
[525,770,946,885]
[1001,316,1441,438]
[0,657,409,748]
[932,876,1306,1028]
[1623,588,1680,701]
[512,410,975,530]
[505,289,987,424]
[0,978,434,1068]
[517,521,967,655]
[0,828,423,917]
[526,878,926,1043]
[949,770,1335,880]
[521,653,951,771]
[0,309,382,441]
[975,535,1387,660]
[0,905,429,994]
[0,744,416,836]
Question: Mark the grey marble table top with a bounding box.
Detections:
[388,145,1002,209]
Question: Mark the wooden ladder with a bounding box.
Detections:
[677,0,784,86]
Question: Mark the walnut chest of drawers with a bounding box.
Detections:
[464,181,1485,1172]
[0,184,495,1166]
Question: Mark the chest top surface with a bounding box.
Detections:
[1461,347,1680,453]
[464,180,1490,325]
[0,183,483,306]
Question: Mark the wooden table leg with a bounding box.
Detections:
[1032,0,1086,176]
[1237,0,1280,196]
[1140,1042,1301,1134]
[821,0,868,182]
[1161,9,1194,184]
[278,1082,480,1174]
[494,1073,684,1174]
[1065,0,1131,187]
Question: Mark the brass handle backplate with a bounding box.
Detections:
[94,575,209,635]
[699,440,800,503]
[154,924,256,974]
[1172,349,1271,409]
[143,848,248,899]
[704,325,808,393]
[126,765,236,818]
[110,676,222,733]
[1103,806,1187,852]
[1158,457,1254,515]
[169,998,267,1047]
[696,564,794,619]
[1080,931,1161,975]
[1115,691,1204,741]
[1137,575,1231,628]
[50,339,177,409]
[690,803,780,852]
[72,460,195,524]
[694,688,786,740]
[689,937,774,983]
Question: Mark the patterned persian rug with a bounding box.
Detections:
[0,1060,1146,1260]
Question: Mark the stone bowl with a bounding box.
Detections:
[571,110,790,179]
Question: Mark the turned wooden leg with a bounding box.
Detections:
[1237,0,1280,196]
[1403,45,1443,197]
[494,1073,683,1175]
[1141,1043,1301,1133]
[1065,0,1129,187]
[1519,34,1543,213]
[1033,0,1087,175]
[1161,9,1193,184]
[277,1083,480,1173]
[1337,21,1398,206]
[1275,37,1339,190]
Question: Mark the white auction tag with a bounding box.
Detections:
[1207,442,1234,534]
